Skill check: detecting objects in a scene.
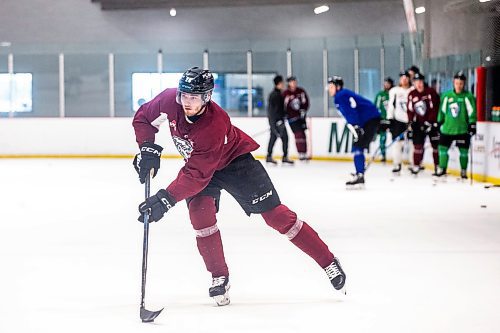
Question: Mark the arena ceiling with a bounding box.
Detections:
[93,0,394,10]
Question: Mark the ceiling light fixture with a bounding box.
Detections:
[170,8,177,17]
[314,5,330,15]
[415,6,426,14]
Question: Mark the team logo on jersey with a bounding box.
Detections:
[399,100,407,112]
[383,100,389,109]
[290,98,301,111]
[169,119,177,131]
[450,102,460,118]
[414,100,427,116]
[172,135,194,161]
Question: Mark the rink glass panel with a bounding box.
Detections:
[359,46,381,102]
[253,51,287,117]
[328,47,355,117]
[290,50,323,117]
[209,52,247,117]
[64,54,109,117]
[9,54,59,118]
[114,53,157,117]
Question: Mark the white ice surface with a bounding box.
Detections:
[1,159,499,333]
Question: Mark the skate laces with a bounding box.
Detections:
[325,262,342,280]
[211,276,226,287]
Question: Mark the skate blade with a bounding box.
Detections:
[345,184,365,190]
[213,293,230,306]
[337,286,347,296]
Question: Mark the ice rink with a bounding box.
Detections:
[1,158,499,333]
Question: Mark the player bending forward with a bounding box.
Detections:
[132,67,346,306]
[328,76,381,188]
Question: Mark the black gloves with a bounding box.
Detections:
[379,119,391,132]
[406,123,413,140]
[133,142,163,184]
[468,123,477,136]
[138,189,176,223]
[353,125,365,143]
[299,110,307,120]
[423,121,439,133]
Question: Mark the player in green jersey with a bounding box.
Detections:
[374,77,394,162]
[435,71,477,179]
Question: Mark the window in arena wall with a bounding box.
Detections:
[0,73,32,112]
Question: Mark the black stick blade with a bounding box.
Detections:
[140,306,164,323]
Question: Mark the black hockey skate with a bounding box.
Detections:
[209,276,230,306]
[346,173,365,189]
[266,155,278,165]
[298,153,311,161]
[432,167,447,183]
[324,258,346,295]
[459,169,468,181]
[410,166,421,176]
[391,164,402,176]
[282,156,295,165]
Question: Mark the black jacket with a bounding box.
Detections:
[267,88,286,123]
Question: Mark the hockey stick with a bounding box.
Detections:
[364,132,405,172]
[140,171,164,323]
[470,135,474,186]
[251,117,303,139]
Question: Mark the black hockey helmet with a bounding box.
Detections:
[454,71,467,81]
[177,67,214,104]
[413,72,425,81]
[408,65,420,74]
[399,71,410,78]
[328,75,344,87]
[384,77,394,86]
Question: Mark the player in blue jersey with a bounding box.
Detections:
[328,76,381,187]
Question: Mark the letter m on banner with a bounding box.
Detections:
[328,122,351,153]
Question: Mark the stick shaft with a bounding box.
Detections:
[140,174,151,308]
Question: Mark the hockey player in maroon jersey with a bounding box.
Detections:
[283,76,310,160]
[407,73,441,175]
[132,67,346,306]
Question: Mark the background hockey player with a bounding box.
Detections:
[407,73,441,175]
[266,75,293,165]
[436,71,477,179]
[328,76,381,187]
[283,76,310,160]
[132,67,346,307]
[374,77,394,162]
[387,71,412,175]
[408,65,421,81]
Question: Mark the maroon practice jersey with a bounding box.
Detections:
[133,88,259,202]
[283,87,309,120]
[407,86,440,124]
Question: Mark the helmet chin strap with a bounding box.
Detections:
[184,104,208,123]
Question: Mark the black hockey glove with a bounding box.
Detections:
[468,123,477,136]
[138,189,176,223]
[423,121,439,134]
[353,125,365,143]
[299,109,307,120]
[406,123,413,140]
[379,119,391,132]
[133,142,163,184]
